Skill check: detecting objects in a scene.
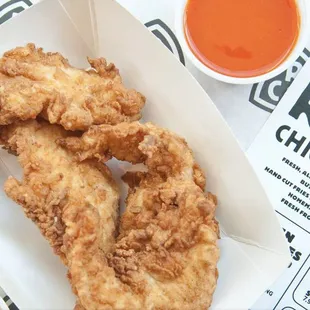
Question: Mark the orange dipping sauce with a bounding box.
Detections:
[184,0,300,77]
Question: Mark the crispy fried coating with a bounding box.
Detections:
[0,120,119,264]
[0,44,145,130]
[60,122,220,310]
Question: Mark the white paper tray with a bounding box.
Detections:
[0,1,290,309]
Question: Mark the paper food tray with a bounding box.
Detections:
[0,0,290,309]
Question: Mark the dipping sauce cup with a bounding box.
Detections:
[175,0,310,84]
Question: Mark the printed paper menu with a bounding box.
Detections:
[248,60,310,310]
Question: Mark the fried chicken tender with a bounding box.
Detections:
[0,44,145,130]
[59,122,220,310]
[0,120,119,265]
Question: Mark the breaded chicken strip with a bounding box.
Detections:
[59,122,220,310]
[0,120,119,264]
[0,44,145,130]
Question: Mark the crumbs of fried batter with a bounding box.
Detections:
[0,44,145,130]
[1,120,119,264]
[59,122,219,310]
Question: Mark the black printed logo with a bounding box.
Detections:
[249,48,310,113]
[0,0,32,25]
[289,82,310,128]
[145,19,185,66]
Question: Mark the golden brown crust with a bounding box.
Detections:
[60,122,220,310]
[0,43,219,308]
[0,44,145,130]
[0,120,119,263]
